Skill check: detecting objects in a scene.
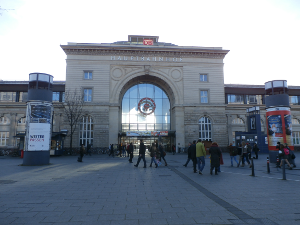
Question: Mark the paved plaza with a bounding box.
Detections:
[1,151,300,225]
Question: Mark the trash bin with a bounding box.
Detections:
[20,149,24,158]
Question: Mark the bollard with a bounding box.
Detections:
[282,159,286,180]
[251,157,255,177]
[267,157,270,173]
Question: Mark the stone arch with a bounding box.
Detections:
[111,68,183,106]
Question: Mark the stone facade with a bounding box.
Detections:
[60,36,229,149]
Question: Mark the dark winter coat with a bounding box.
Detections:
[227,145,236,156]
[139,142,146,155]
[253,144,259,154]
[187,146,191,158]
[190,144,196,159]
[150,145,156,157]
[129,144,133,154]
[209,144,221,167]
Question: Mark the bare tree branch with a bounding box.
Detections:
[60,89,84,154]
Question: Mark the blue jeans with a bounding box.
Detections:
[197,156,205,172]
[230,156,239,165]
[150,157,157,165]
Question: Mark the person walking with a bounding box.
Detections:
[253,143,260,159]
[279,144,293,170]
[172,145,176,155]
[209,142,221,175]
[190,140,197,173]
[196,139,206,175]
[128,142,134,163]
[239,141,250,167]
[86,143,92,156]
[78,144,85,162]
[109,144,114,157]
[183,142,192,167]
[159,142,167,166]
[149,143,158,168]
[134,140,147,168]
[285,143,296,167]
[122,143,126,157]
[228,143,239,167]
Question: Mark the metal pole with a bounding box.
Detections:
[267,157,270,173]
[251,157,255,177]
[282,159,286,180]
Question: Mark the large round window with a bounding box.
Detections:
[122,84,170,131]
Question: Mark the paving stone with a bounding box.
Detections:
[0,153,300,224]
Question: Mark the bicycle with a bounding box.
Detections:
[1,149,10,156]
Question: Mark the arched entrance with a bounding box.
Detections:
[118,75,175,152]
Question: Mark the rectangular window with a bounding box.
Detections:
[290,96,299,105]
[293,132,300,145]
[84,89,92,102]
[19,92,28,102]
[62,92,65,102]
[0,132,9,146]
[200,74,208,82]
[227,94,244,104]
[84,71,93,80]
[52,92,60,102]
[0,92,16,102]
[200,90,208,103]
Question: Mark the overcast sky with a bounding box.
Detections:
[1,0,300,86]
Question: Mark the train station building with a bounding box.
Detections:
[1,35,300,152]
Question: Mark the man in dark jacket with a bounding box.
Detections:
[190,140,197,173]
[134,140,146,168]
[159,142,167,166]
[183,142,192,167]
[128,142,134,163]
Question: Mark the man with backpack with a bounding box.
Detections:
[228,143,239,167]
[285,143,296,168]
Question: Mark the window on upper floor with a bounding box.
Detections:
[293,132,300,145]
[0,92,16,102]
[0,132,9,146]
[292,118,300,124]
[17,117,26,125]
[290,96,299,105]
[84,71,93,80]
[227,94,244,104]
[53,92,60,102]
[245,95,263,104]
[19,92,28,102]
[199,74,208,82]
[0,117,10,124]
[232,118,244,124]
[84,89,92,102]
[200,90,208,103]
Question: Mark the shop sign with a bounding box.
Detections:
[126,131,168,137]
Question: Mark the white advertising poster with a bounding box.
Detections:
[28,123,51,151]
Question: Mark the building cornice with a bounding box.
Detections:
[60,45,230,59]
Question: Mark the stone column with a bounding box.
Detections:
[109,106,119,145]
[174,106,185,152]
